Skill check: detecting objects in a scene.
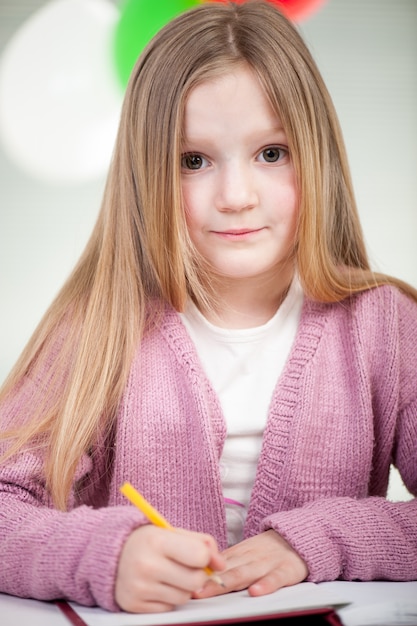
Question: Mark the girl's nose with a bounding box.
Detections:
[215,162,258,212]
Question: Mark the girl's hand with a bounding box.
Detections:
[194,529,308,599]
[115,525,226,613]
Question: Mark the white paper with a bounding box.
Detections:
[320,581,417,626]
[70,582,348,625]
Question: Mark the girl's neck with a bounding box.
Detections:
[200,268,295,330]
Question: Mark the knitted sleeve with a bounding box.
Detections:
[0,375,145,611]
[261,289,417,583]
[261,494,417,582]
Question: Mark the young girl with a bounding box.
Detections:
[1,0,416,615]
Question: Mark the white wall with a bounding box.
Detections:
[300,0,417,287]
[0,0,415,498]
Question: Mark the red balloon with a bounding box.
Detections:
[270,0,328,21]
[201,0,328,22]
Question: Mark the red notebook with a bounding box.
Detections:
[55,582,348,626]
[56,600,345,626]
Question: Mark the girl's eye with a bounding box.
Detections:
[258,146,287,163]
[181,153,207,170]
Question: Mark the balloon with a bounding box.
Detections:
[270,0,328,21]
[202,0,328,22]
[113,0,200,87]
[0,0,123,184]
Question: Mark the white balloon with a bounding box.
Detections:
[0,0,123,184]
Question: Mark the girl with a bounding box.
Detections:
[1,0,416,615]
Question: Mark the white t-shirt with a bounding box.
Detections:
[179,278,304,545]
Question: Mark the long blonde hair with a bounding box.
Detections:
[1,0,416,509]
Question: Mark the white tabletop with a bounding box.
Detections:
[1,581,417,626]
[0,593,68,625]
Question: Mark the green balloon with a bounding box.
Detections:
[113,0,200,87]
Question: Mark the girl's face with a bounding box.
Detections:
[181,64,299,289]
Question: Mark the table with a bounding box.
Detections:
[1,581,417,626]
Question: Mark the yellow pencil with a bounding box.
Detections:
[120,482,225,587]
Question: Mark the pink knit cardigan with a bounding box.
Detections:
[0,285,416,611]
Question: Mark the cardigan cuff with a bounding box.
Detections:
[75,505,147,611]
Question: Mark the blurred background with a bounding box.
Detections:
[0,0,416,498]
